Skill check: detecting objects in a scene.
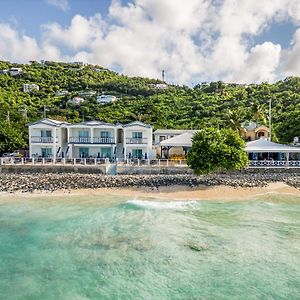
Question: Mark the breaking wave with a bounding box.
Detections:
[125,199,198,210]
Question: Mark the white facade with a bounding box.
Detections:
[68,97,85,105]
[28,119,154,159]
[96,95,117,105]
[56,90,69,96]
[9,68,22,76]
[23,84,39,93]
[28,119,70,158]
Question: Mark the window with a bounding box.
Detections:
[79,131,89,138]
[79,147,89,158]
[101,147,112,158]
[41,130,52,137]
[258,132,265,138]
[132,132,142,139]
[159,136,166,142]
[101,131,110,138]
[132,149,143,158]
[41,148,52,157]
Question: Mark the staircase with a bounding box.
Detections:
[115,143,124,160]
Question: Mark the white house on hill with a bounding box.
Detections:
[96,95,117,105]
[23,83,39,93]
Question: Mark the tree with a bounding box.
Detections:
[0,121,27,153]
[187,128,249,174]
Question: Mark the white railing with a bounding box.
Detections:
[0,157,188,167]
[69,137,91,143]
[69,137,116,144]
[249,160,300,167]
[125,138,148,144]
[31,136,54,143]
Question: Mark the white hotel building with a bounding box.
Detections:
[28,118,154,159]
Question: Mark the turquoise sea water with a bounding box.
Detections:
[0,194,299,300]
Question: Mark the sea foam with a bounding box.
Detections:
[125,199,198,210]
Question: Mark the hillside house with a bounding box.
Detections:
[23,84,39,93]
[96,95,117,105]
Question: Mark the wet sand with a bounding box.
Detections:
[1,182,300,201]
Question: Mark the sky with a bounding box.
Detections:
[0,0,300,85]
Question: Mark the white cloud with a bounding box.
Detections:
[1,0,300,84]
[282,28,300,77]
[42,14,105,50]
[46,0,70,12]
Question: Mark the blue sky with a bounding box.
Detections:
[0,0,300,84]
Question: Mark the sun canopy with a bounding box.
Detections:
[159,132,194,147]
[245,138,300,153]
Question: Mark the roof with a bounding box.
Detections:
[122,121,152,128]
[159,132,195,147]
[245,138,300,153]
[242,121,269,132]
[68,121,116,127]
[154,129,196,135]
[27,118,70,127]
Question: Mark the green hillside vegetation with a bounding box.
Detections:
[0,60,300,151]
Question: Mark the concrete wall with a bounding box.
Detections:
[116,165,192,175]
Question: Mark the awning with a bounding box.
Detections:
[245,138,300,153]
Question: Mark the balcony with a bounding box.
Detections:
[93,137,115,144]
[69,137,115,144]
[126,138,147,144]
[31,136,54,143]
[69,137,91,143]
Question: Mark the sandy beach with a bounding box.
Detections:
[1,182,300,201]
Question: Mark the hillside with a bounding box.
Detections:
[0,60,300,151]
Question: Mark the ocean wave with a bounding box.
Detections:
[125,200,198,210]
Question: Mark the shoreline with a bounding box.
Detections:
[1,182,300,201]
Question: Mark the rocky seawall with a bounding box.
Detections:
[0,171,300,193]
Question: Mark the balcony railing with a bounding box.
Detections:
[69,137,116,144]
[126,138,148,144]
[31,136,54,143]
[69,137,91,143]
[93,137,115,144]
[249,160,300,167]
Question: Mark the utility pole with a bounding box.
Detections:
[162,70,165,82]
[20,106,28,121]
[269,98,272,141]
[43,105,49,118]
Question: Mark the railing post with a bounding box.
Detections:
[21,158,24,165]
[73,158,76,165]
[42,158,45,165]
[158,159,161,166]
[138,159,140,166]
[0,158,3,165]
[32,158,35,165]
[94,158,97,165]
[167,159,169,167]
[63,158,66,165]
[84,158,86,165]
